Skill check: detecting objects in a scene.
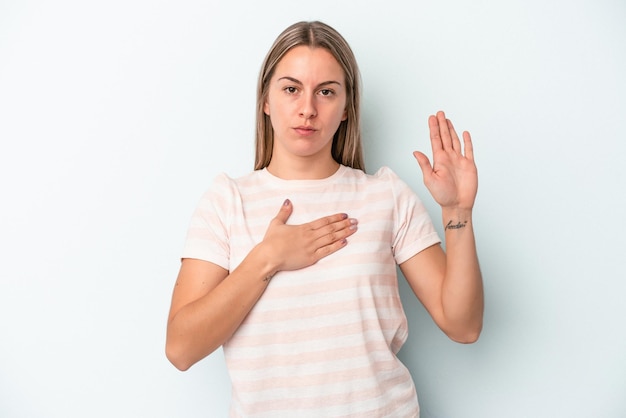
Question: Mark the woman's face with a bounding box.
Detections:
[264,46,347,165]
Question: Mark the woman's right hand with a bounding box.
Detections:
[166,199,358,370]
[259,199,358,274]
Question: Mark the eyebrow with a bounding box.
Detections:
[277,76,342,88]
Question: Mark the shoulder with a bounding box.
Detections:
[336,166,412,195]
[337,166,417,205]
[363,166,409,190]
[339,165,400,182]
[194,170,262,213]
[204,170,264,194]
[371,166,402,181]
[367,166,421,205]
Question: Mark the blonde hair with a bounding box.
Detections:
[254,21,365,171]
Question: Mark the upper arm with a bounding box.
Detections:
[399,243,447,327]
[167,258,228,324]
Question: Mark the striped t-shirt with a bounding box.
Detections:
[182,164,441,417]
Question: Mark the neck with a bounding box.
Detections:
[266,157,340,180]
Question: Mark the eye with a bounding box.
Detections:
[284,86,298,94]
[319,89,334,96]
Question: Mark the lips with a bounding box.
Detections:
[293,126,317,136]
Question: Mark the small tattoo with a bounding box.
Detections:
[445,220,468,230]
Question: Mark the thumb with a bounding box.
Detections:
[273,199,293,225]
[413,151,432,180]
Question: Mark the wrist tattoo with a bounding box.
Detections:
[445,220,468,230]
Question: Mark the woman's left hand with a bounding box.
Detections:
[413,110,478,210]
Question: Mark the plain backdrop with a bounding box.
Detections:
[1,0,625,417]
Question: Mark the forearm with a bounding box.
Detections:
[167,203,358,369]
[440,207,484,342]
[166,245,276,370]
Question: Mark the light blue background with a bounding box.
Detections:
[1,0,624,417]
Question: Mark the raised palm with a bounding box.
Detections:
[413,111,478,210]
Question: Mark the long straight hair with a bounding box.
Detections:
[254,21,365,171]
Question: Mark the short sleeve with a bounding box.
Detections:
[180,173,233,270]
[375,166,441,264]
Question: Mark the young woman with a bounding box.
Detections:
[166,20,483,417]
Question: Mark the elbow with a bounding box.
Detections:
[166,334,219,371]
[165,341,193,371]
[449,328,481,344]
[445,322,483,344]
[442,305,484,344]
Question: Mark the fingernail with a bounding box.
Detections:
[349,218,358,225]
[283,199,290,206]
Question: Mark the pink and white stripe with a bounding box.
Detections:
[182,165,440,417]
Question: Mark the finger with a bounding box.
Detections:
[315,218,358,249]
[313,216,358,244]
[273,199,293,225]
[463,131,474,161]
[413,151,433,180]
[446,118,462,153]
[308,212,349,231]
[428,114,443,151]
[321,217,358,237]
[436,110,453,150]
[314,235,350,259]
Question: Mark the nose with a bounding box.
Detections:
[299,93,317,119]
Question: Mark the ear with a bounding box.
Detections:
[264,100,270,115]
[341,109,348,121]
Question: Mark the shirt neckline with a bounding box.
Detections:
[259,164,348,186]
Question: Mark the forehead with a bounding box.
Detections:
[273,46,345,82]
